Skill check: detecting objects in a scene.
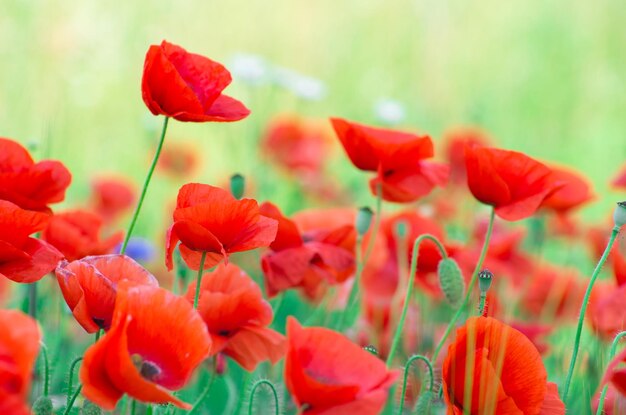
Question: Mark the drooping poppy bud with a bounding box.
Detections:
[230,173,245,200]
[31,397,53,415]
[356,207,374,236]
[438,258,464,306]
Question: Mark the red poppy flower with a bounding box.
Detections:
[522,266,584,320]
[331,118,448,203]
[166,183,278,271]
[444,126,491,185]
[284,317,398,415]
[81,284,211,410]
[0,309,41,412]
[260,202,355,300]
[0,137,71,212]
[157,141,199,178]
[589,280,626,341]
[465,146,559,221]
[442,316,564,414]
[185,263,285,371]
[91,177,136,222]
[262,115,330,177]
[42,210,123,261]
[55,254,158,333]
[601,347,626,404]
[142,40,250,122]
[612,164,626,190]
[592,383,626,415]
[540,165,594,214]
[0,200,63,283]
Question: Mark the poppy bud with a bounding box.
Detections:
[614,201,626,228]
[438,258,464,306]
[415,390,433,415]
[32,396,53,415]
[478,269,494,294]
[230,173,245,200]
[356,207,374,236]
[82,400,103,415]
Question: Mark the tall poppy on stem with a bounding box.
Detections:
[166,183,278,272]
[331,118,448,203]
[80,284,211,410]
[284,317,398,415]
[185,263,285,371]
[0,309,41,415]
[465,146,560,221]
[121,40,250,254]
[442,316,564,414]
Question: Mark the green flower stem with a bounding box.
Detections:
[190,357,217,413]
[95,329,103,343]
[563,225,621,401]
[63,384,83,415]
[398,354,434,414]
[40,342,49,396]
[120,116,170,254]
[432,207,495,363]
[363,182,383,264]
[596,331,626,415]
[131,398,137,415]
[337,234,364,331]
[193,252,208,309]
[66,356,83,408]
[478,292,487,316]
[386,234,447,366]
[248,379,280,415]
[28,282,37,319]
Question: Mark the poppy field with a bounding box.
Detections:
[3,1,626,414]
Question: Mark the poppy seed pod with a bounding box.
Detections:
[356,207,374,236]
[478,269,494,294]
[614,201,626,228]
[230,173,245,200]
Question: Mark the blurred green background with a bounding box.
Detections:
[2,0,625,226]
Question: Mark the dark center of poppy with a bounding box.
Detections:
[218,330,231,337]
[92,318,106,329]
[131,354,162,382]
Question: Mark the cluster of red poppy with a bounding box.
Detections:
[2,39,626,415]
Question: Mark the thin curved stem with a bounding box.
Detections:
[432,207,495,363]
[193,252,208,309]
[66,356,83,408]
[596,331,626,415]
[563,225,621,401]
[120,116,170,254]
[38,342,50,397]
[248,379,280,415]
[363,182,383,264]
[398,354,434,414]
[63,384,82,415]
[190,358,218,413]
[387,234,447,366]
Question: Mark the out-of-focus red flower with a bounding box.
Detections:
[444,126,491,185]
[81,284,210,410]
[42,210,123,261]
[510,321,552,355]
[465,146,559,221]
[260,203,355,301]
[540,165,594,214]
[442,316,564,414]
[142,40,250,122]
[262,115,330,177]
[0,309,41,414]
[331,118,448,203]
[0,137,71,212]
[593,382,626,415]
[612,164,626,190]
[589,281,626,341]
[157,141,199,178]
[284,317,398,415]
[55,255,158,333]
[185,263,285,371]
[91,177,136,222]
[166,183,278,271]
[522,266,584,320]
[601,347,626,406]
[0,200,63,283]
